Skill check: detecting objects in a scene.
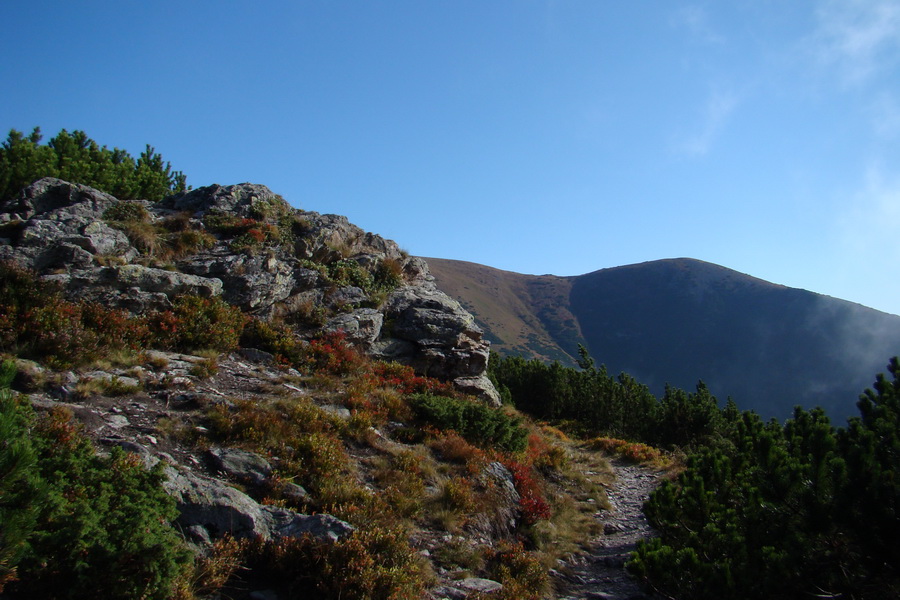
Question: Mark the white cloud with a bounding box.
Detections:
[810,0,900,86]
[839,165,900,261]
[833,164,900,313]
[673,88,739,157]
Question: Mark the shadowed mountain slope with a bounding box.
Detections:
[426,257,900,421]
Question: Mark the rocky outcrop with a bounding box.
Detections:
[164,465,353,543]
[0,178,499,401]
[0,178,137,270]
[376,283,499,405]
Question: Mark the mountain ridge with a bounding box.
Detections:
[425,256,900,421]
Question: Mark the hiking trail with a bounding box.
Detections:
[555,460,662,600]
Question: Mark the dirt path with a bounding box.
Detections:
[555,460,661,600]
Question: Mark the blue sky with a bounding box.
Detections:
[3,1,900,315]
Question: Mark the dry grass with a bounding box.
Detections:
[73,375,142,399]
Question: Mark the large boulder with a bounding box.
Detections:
[163,466,353,542]
[0,177,118,220]
[375,282,500,405]
[0,178,138,270]
[292,211,404,264]
[206,447,273,487]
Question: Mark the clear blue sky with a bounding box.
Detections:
[3,1,900,315]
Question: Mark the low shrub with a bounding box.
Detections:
[428,431,489,473]
[372,452,428,519]
[483,541,550,600]
[410,394,529,453]
[430,476,479,531]
[145,295,247,352]
[3,405,189,599]
[240,318,306,365]
[238,524,429,600]
[74,375,143,399]
[0,280,143,368]
[170,537,243,600]
[1,265,243,366]
[587,436,669,466]
[505,460,552,525]
[303,331,365,376]
[202,213,288,255]
[328,259,373,290]
[102,200,150,224]
[373,257,405,290]
[364,361,452,396]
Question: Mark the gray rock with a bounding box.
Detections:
[164,467,353,542]
[385,285,482,346]
[1,178,499,404]
[321,404,352,419]
[0,177,117,220]
[164,467,278,539]
[184,524,212,545]
[450,578,503,597]
[327,285,368,308]
[432,586,469,600]
[107,264,223,298]
[325,308,384,345]
[270,512,354,542]
[206,447,273,487]
[0,179,140,271]
[291,211,403,264]
[162,183,289,219]
[178,252,295,311]
[237,348,276,364]
[105,415,131,429]
[100,438,159,468]
[467,462,521,538]
[453,375,502,407]
[280,481,311,504]
[376,283,498,404]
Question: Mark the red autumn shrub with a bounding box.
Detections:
[505,460,551,525]
[304,331,364,376]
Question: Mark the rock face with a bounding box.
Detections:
[0,178,498,403]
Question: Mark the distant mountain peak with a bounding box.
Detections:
[427,256,900,421]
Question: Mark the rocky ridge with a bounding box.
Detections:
[0,178,498,405]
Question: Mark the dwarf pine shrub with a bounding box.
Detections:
[410,393,529,453]
[0,361,41,593]
[0,402,189,599]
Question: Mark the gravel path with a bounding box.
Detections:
[555,461,662,600]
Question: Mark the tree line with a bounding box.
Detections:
[0,127,187,202]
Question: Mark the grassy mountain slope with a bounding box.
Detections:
[423,258,582,365]
[426,257,900,421]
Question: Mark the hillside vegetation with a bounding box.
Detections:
[0,247,613,600]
